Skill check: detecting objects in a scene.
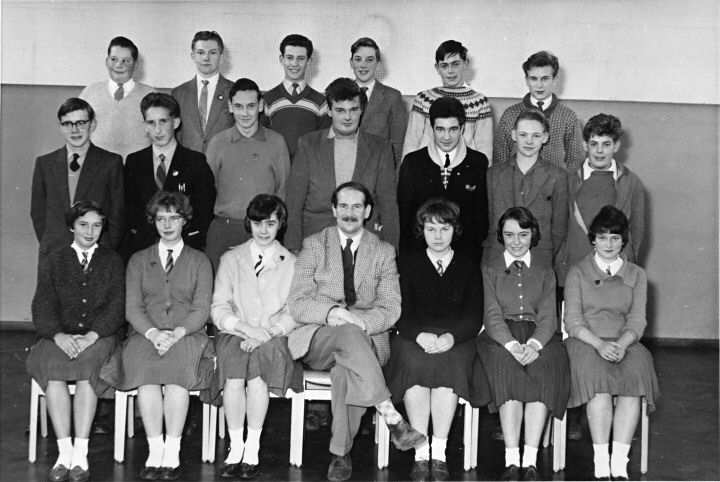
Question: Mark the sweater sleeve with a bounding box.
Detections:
[482,266,516,345]
[177,253,213,334]
[529,268,558,346]
[31,256,63,339]
[628,176,645,260]
[623,267,648,341]
[89,252,126,338]
[210,253,243,332]
[397,259,423,341]
[388,91,409,166]
[563,265,588,338]
[402,99,427,160]
[125,254,156,336]
[375,142,400,249]
[471,111,493,162]
[551,170,569,255]
[446,264,484,343]
[285,137,311,251]
[564,115,586,172]
[492,111,513,166]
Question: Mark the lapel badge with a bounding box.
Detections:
[466,184,476,191]
[172,170,179,177]
[178,182,186,192]
[217,94,224,101]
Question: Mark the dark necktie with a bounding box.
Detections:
[342,239,357,307]
[156,153,167,188]
[199,80,209,132]
[81,252,89,273]
[114,83,124,101]
[69,153,80,172]
[537,100,544,111]
[291,82,299,97]
[514,260,523,272]
[436,259,444,276]
[605,266,612,276]
[165,249,174,274]
[360,86,368,99]
[254,254,264,277]
[444,153,450,168]
[441,154,452,189]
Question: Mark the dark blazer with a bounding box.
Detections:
[124,144,216,254]
[359,81,408,167]
[285,129,399,251]
[31,143,124,257]
[171,75,235,153]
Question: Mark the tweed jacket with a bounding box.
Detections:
[287,227,401,366]
[359,80,408,166]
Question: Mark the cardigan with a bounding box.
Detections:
[492,94,585,171]
[211,240,298,336]
[564,253,647,341]
[397,250,483,343]
[32,245,125,339]
[125,243,212,337]
[79,80,154,159]
[402,85,493,160]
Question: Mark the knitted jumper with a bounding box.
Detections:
[263,83,329,159]
[402,85,493,160]
[493,94,585,171]
[80,81,154,159]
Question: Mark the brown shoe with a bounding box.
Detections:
[388,420,426,451]
[68,466,89,482]
[410,460,430,481]
[48,465,69,482]
[327,454,352,482]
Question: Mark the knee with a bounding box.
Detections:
[334,323,370,345]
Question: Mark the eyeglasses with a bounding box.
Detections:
[60,120,91,129]
[154,215,184,224]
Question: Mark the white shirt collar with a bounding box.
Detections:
[71,242,98,264]
[158,239,184,264]
[426,248,454,271]
[529,95,553,110]
[250,240,276,262]
[153,139,177,163]
[356,78,376,100]
[435,144,459,168]
[504,250,532,268]
[582,158,619,180]
[283,79,307,95]
[338,228,362,254]
[196,73,219,89]
[107,78,135,96]
[593,252,624,276]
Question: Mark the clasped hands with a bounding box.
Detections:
[508,341,539,366]
[148,327,186,356]
[327,307,365,330]
[416,332,455,354]
[238,324,283,353]
[595,340,626,363]
[53,332,98,359]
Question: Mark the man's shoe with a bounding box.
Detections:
[327,454,352,482]
[387,420,426,451]
[68,466,89,482]
[611,476,628,481]
[220,462,242,478]
[410,460,430,481]
[430,459,450,481]
[500,464,521,481]
[522,465,540,481]
[159,466,181,481]
[239,463,260,479]
[48,465,69,482]
[138,466,160,481]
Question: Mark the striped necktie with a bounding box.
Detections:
[436,259,444,276]
[254,254,264,277]
[156,153,167,188]
[81,252,89,273]
[165,249,174,274]
[199,80,209,132]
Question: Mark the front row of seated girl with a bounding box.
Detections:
[27,191,658,482]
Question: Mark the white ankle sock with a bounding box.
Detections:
[610,441,630,478]
[431,436,447,462]
[505,446,521,467]
[70,437,89,470]
[522,444,538,468]
[414,437,430,461]
[225,428,245,464]
[161,436,181,468]
[55,437,73,468]
[145,435,164,467]
[593,443,611,478]
[242,427,262,465]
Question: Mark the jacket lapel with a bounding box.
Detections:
[523,162,550,206]
[165,145,187,190]
[74,144,99,203]
[54,147,71,206]
[363,81,384,118]
[353,230,374,292]
[320,132,337,191]
[188,80,203,133]
[351,131,370,182]
[325,228,345,295]
[205,75,228,133]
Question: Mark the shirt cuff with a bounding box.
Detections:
[504,340,521,352]
[527,338,543,350]
[144,327,158,340]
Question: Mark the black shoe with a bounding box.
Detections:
[48,465,69,482]
[611,476,628,481]
[430,459,449,481]
[138,466,160,481]
[410,460,430,481]
[68,466,89,482]
[387,420,426,451]
[305,409,330,431]
[594,477,610,481]
[92,420,112,435]
[500,464,521,481]
[239,463,260,479]
[522,465,540,481]
[327,454,352,482]
[159,466,181,481]
[220,462,242,478]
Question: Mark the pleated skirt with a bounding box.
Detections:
[26,336,118,397]
[565,337,659,411]
[384,334,476,404]
[474,320,570,417]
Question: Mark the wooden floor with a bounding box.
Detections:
[1,329,717,481]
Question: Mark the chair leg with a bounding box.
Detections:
[462,400,473,471]
[553,411,566,472]
[114,391,128,463]
[127,395,134,438]
[560,410,567,470]
[376,411,389,469]
[29,380,40,463]
[641,398,649,474]
[289,393,305,467]
[40,391,48,437]
[219,406,226,439]
[470,407,479,469]
[542,415,552,448]
[202,402,212,463]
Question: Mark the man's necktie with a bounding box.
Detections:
[514,260,523,272]
[436,260,444,276]
[342,239,357,307]
[81,252,89,273]
[291,82,299,97]
[360,86,368,99]
[156,153,167,188]
[537,100,544,111]
[199,80,209,132]
[444,153,451,168]
[606,266,612,276]
[114,83,124,101]
[165,249,174,274]
[254,254,264,277]
[70,153,80,172]
[441,153,452,189]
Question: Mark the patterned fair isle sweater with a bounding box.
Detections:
[493,94,585,171]
[402,85,493,161]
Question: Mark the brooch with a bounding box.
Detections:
[465,184,476,191]
[172,170,179,177]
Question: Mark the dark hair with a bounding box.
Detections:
[325,77,367,110]
[191,31,224,53]
[414,197,463,241]
[514,107,549,132]
[57,97,95,122]
[435,40,467,63]
[588,205,629,248]
[280,34,313,58]
[145,191,193,224]
[583,113,623,142]
[244,194,288,235]
[522,50,559,77]
[107,36,138,61]
[331,182,374,211]
[429,96,466,127]
[140,93,180,119]
[65,200,107,230]
[350,37,381,62]
[229,78,262,103]
[496,207,541,248]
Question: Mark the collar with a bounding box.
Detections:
[66,144,90,161]
[71,242,98,263]
[504,250,532,268]
[529,95,553,110]
[283,79,307,95]
[107,78,135,94]
[232,124,265,141]
[582,158,619,180]
[338,228,363,253]
[158,239,184,260]
[428,137,467,169]
[327,128,359,140]
[593,252,624,276]
[356,78,376,99]
[153,139,177,161]
[426,248,454,269]
[196,73,219,89]
[435,144,458,166]
[251,239,276,260]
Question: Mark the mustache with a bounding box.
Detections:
[341,216,360,223]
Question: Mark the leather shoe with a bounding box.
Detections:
[48,464,70,482]
[220,462,242,478]
[500,464,521,481]
[239,463,260,479]
[594,477,610,481]
[410,460,430,481]
[327,454,352,482]
[68,466,89,482]
[388,420,426,451]
[305,409,330,431]
[611,477,628,481]
[522,465,539,481]
[159,466,181,481]
[430,459,449,481]
[138,466,160,481]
